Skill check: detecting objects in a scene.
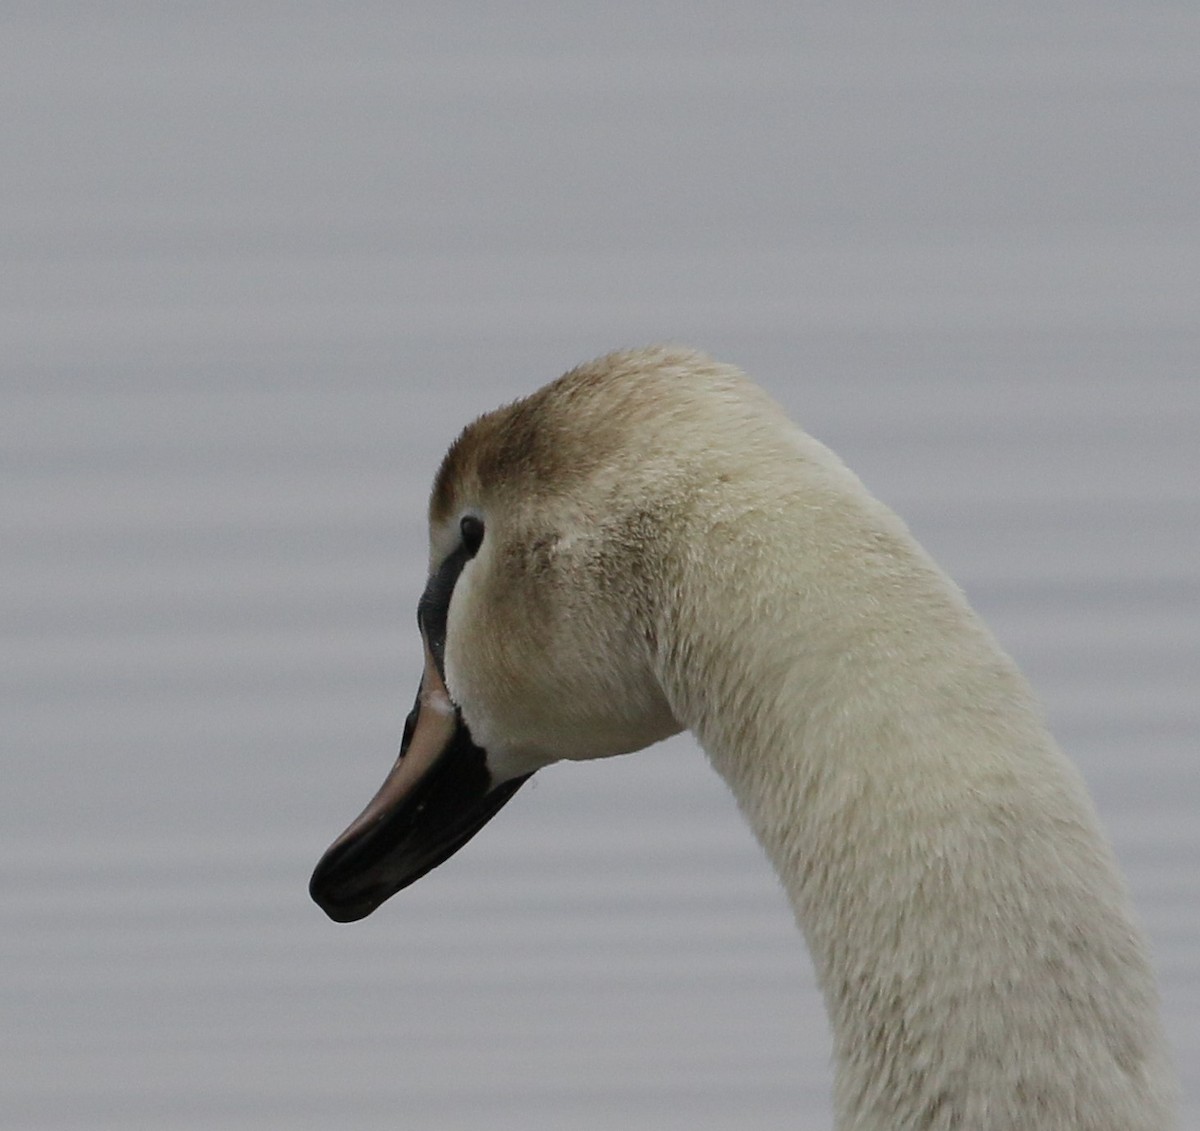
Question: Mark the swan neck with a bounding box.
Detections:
[655,483,1174,1130]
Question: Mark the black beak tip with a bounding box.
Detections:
[314,897,371,924]
[309,875,376,923]
[309,844,374,923]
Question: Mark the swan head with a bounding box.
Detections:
[310,346,1178,1127]
[310,346,764,921]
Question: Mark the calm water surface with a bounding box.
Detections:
[3,7,1198,1128]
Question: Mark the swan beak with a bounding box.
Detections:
[309,641,529,923]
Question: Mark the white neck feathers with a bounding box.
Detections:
[652,421,1174,1130]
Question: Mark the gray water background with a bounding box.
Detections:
[3,6,1198,1128]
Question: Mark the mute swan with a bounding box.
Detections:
[311,347,1175,1129]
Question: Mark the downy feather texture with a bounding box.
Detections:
[429,346,1176,1130]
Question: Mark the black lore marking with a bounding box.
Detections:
[417,519,483,676]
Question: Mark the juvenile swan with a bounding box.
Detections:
[311,347,1175,1129]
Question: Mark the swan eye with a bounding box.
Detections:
[460,514,485,556]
